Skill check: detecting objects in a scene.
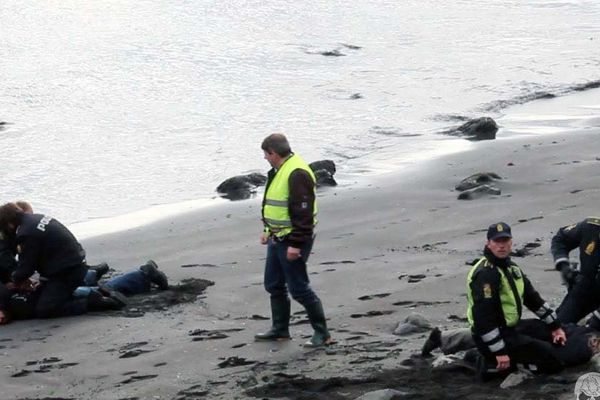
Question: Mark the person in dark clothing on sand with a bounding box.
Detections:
[0,203,123,320]
[467,222,566,380]
[255,133,333,347]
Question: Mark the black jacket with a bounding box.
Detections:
[0,233,17,284]
[551,217,600,280]
[12,213,86,283]
[469,247,560,355]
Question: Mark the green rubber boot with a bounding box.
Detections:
[254,297,291,341]
[303,300,333,347]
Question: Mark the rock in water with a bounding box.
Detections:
[309,159,337,187]
[216,173,267,200]
[455,172,502,191]
[442,117,499,141]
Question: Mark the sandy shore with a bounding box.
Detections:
[2,106,600,398]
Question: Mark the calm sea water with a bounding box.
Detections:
[1,0,599,232]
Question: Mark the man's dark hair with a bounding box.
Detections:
[0,203,23,234]
[261,133,292,157]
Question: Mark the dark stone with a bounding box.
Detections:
[309,159,337,187]
[455,172,502,191]
[217,160,337,200]
[442,117,498,141]
[320,49,345,57]
[216,172,267,200]
[457,185,501,200]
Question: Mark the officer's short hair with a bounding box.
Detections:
[0,202,23,233]
[261,133,292,157]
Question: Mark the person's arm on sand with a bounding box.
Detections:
[286,169,315,261]
[470,267,510,368]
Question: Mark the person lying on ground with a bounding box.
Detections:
[0,278,125,325]
[422,321,600,370]
[75,260,168,298]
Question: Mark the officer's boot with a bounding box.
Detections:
[303,299,333,348]
[87,289,127,311]
[254,297,291,341]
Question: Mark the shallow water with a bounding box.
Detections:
[1,0,599,229]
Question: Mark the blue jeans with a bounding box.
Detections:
[264,237,319,306]
[74,270,151,297]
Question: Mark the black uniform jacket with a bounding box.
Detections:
[12,213,86,283]
[551,217,600,280]
[470,248,560,355]
[0,233,17,284]
[263,160,315,248]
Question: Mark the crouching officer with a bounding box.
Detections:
[0,202,122,318]
[467,222,566,380]
[552,217,600,328]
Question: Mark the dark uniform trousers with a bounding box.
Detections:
[473,319,564,374]
[33,264,89,318]
[557,276,600,324]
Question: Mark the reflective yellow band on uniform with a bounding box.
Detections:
[264,199,288,207]
[263,218,292,227]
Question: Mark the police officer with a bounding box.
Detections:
[552,217,600,328]
[0,202,121,318]
[255,133,332,347]
[467,222,566,379]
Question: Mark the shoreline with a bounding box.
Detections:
[67,86,600,241]
[1,100,599,399]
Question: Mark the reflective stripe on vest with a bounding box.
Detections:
[262,154,317,237]
[467,257,525,329]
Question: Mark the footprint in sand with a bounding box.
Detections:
[358,293,391,301]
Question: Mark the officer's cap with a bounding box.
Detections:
[487,222,512,240]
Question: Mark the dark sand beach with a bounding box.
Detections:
[2,100,600,399]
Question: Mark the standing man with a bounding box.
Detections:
[0,202,120,318]
[255,133,332,347]
[467,222,566,380]
[552,217,600,328]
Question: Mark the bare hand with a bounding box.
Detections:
[496,354,510,370]
[552,327,567,346]
[260,233,268,245]
[0,310,8,325]
[287,246,301,261]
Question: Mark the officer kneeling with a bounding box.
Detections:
[0,203,123,319]
[467,222,566,380]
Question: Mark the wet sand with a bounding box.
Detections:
[2,108,600,398]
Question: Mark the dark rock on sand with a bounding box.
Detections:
[113,278,213,317]
[457,184,501,200]
[455,172,502,191]
[217,160,337,200]
[393,313,431,336]
[442,117,499,141]
[320,49,345,57]
[216,173,267,200]
[309,159,337,187]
